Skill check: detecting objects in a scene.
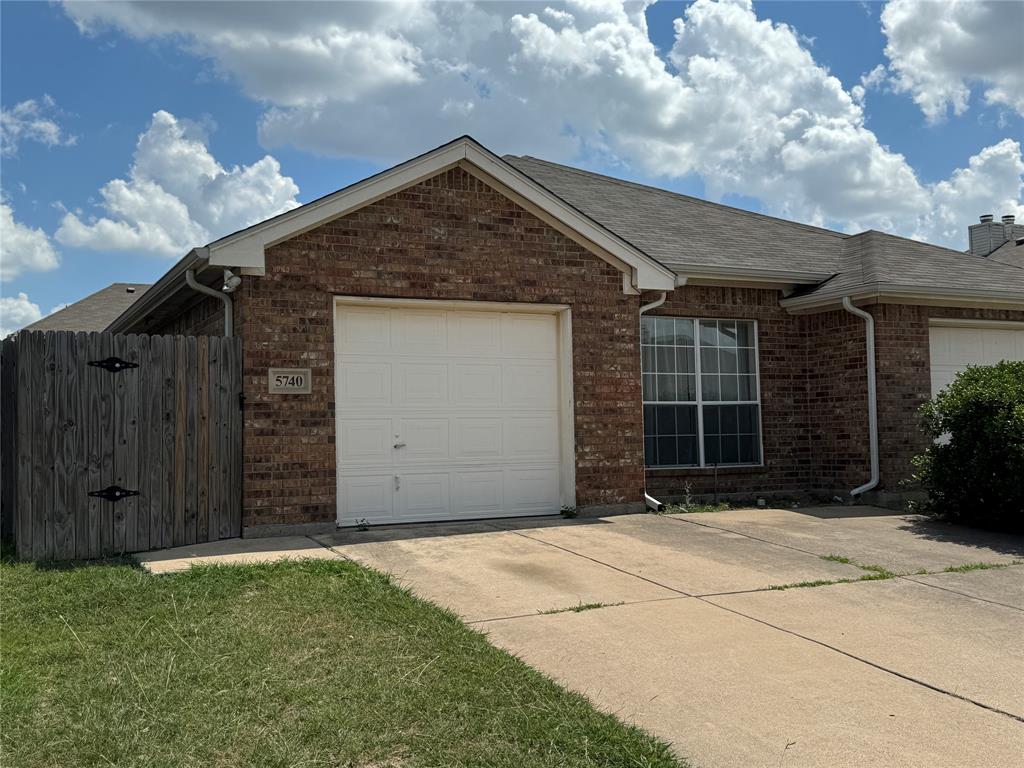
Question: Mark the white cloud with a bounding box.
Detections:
[62,0,1023,250]
[913,138,1024,246]
[55,110,300,257]
[0,292,42,337]
[0,95,77,157]
[881,0,1024,121]
[0,200,61,280]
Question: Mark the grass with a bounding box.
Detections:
[539,601,625,615]
[2,556,683,768]
[661,502,731,515]
[942,560,1024,573]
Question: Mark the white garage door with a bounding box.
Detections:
[929,324,1024,395]
[334,302,566,525]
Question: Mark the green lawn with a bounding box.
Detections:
[2,556,683,768]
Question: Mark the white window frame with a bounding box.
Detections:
[641,316,764,469]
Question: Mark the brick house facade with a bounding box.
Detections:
[117,137,1024,534]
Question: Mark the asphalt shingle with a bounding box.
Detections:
[21,283,151,333]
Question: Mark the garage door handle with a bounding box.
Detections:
[393,442,406,449]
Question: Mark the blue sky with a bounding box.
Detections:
[2,0,1022,334]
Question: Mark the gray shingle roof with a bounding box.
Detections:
[504,155,1024,301]
[21,283,150,333]
[987,238,1024,269]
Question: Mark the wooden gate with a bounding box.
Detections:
[1,331,242,561]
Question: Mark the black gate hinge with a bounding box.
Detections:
[88,485,140,503]
[88,356,139,373]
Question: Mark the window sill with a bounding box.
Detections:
[644,464,765,476]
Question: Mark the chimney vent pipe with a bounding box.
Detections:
[1002,215,1016,225]
[980,214,994,223]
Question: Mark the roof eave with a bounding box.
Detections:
[105,248,210,333]
[780,282,1024,314]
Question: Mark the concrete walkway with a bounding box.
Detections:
[139,507,1024,767]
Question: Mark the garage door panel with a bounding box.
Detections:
[983,330,1018,361]
[392,309,448,354]
[342,474,395,520]
[337,307,390,353]
[505,415,560,460]
[338,361,392,405]
[339,418,393,464]
[506,467,560,511]
[454,418,503,459]
[394,362,448,406]
[452,470,505,515]
[448,312,501,356]
[396,473,451,518]
[502,314,557,358]
[452,363,502,407]
[503,363,558,408]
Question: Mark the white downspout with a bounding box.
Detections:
[841,296,879,496]
[185,268,235,337]
[640,291,668,511]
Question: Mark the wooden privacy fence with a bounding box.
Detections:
[1,331,242,561]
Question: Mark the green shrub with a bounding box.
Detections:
[912,361,1024,532]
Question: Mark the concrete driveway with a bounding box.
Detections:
[315,507,1024,768]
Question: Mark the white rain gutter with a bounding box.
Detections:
[841,296,879,496]
[185,268,236,337]
[640,291,668,511]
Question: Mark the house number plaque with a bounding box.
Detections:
[268,368,312,394]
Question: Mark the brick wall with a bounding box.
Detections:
[232,167,645,528]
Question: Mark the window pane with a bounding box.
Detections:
[721,374,739,401]
[720,347,737,374]
[676,347,695,374]
[720,404,739,434]
[720,435,740,463]
[656,346,676,373]
[673,319,695,346]
[700,347,719,373]
[643,374,655,401]
[655,317,676,345]
[702,374,720,401]
[738,374,757,400]
[645,436,656,464]
[738,434,758,463]
[678,435,699,465]
[738,348,756,374]
[644,405,656,435]
[655,405,677,434]
[719,320,737,347]
[657,436,678,466]
[699,320,718,347]
[657,374,678,401]
[678,374,696,401]
[704,435,720,464]
[736,321,754,348]
[641,317,656,345]
[738,404,758,433]
[642,346,656,373]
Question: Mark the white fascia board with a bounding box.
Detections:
[205,136,677,292]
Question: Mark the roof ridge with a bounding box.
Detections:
[505,154,850,241]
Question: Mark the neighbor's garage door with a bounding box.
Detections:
[929,324,1024,395]
[334,303,564,525]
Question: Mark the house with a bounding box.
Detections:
[20,283,150,333]
[105,137,1024,535]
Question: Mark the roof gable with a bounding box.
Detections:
[204,136,677,292]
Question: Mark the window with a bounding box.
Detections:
[642,317,761,467]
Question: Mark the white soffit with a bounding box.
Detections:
[204,136,677,292]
